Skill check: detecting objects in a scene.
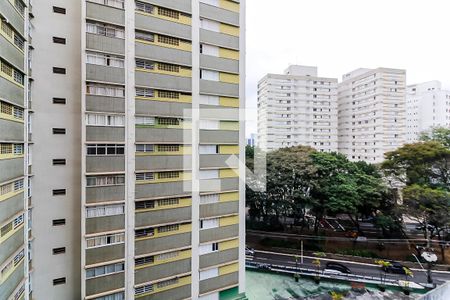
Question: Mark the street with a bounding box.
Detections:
[247,249,450,286]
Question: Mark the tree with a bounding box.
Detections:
[420,127,450,149]
[402,184,450,262]
[382,141,450,191]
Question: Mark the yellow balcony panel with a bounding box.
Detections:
[0,30,25,54]
[219,238,238,251]
[220,23,240,37]
[136,66,192,78]
[0,112,24,123]
[219,145,239,155]
[0,153,24,160]
[219,262,239,276]
[220,121,239,131]
[0,223,24,245]
[135,249,192,270]
[219,215,239,227]
[136,275,192,298]
[219,48,239,60]
[219,191,239,202]
[0,186,23,202]
[219,169,239,178]
[136,197,192,213]
[220,0,240,13]
[219,97,239,108]
[219,73,239,84]
[136,9,191,26]
[0,72,24,89]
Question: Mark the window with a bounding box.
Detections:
[52,159,66,165]
[200,194,219,204]
[53,277,66,285]
[135,1,154,13]
[199,242,219,255]
[200,44,219,56]
[158,90,180,99]
[157,118,180,126]
[136,59,154,70]
[87,84,125,97]
[53,67,66,74]
[157,7,180,19]
[53,37,66,44]
[53,6,66,14]
[136,87,154,98]
[86,175,125,187]
[0,60,23,85]
[158,62,180,73]
[158,224,179,233]
[200,267,218,280]
[157,278,179,288]
[88,0,125,9]
[52,189,66,196]
[13,215,24,228]
[136,144,154,153]
[157,34,180,46]
[135,228,154,238]
[135,172,154,181]
[86,52,124,68]
[0,19,24,50]
[86,114,125,126]
[86,204,125,218]
[13,0,25,15]
[135,200,155,210]
[200,18,220,32]
[53,98,66,104]
[200,218,219,230]
[158,171,180,179]
[158,198,179,206]
[200,120,220,130]
[199,170,219,179]
[135,285,153,295]
[87,144,125,155]
[86,262,124,279]
[52,128,66,134]
[199,95,219,105]
[52,247,66,255]
[156,251,179,261]
[199,145,218,154]
[200,0,219,7]
[86,233,125,248]
[135,256,154,266]
[158,145,179,152]
[135,30,154,42]
[135,116,155,125]
[200,69,219,81]
[94,292,124,300]
[52,219,66,226]
[14,179,24,191]
[86,22,125,39]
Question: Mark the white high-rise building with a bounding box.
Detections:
[338,68,406,163]
[257,65,338,152]
[406,81,450,143]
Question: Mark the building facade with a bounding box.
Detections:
[406,81,450,143]
[337,68,406,163]
[1,0,246,299]
[257,65,338,152]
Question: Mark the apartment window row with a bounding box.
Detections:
[86,113,125,127]
[0,143,23,155]
[0,179,24,196]
[87,52,124,68]
[136,58,189,74]
[0,249,24,280]
[135,116,181,126]
[87,83,125,97]
[86,204,125,218]
[86,233,125,248]
[135,223,180,238]
[88,0,125,9]
[87,144,125,155]
[86,21,124,39]
[0,59,24,85]
[0,214,24,238]
[136,30,190,47]
[135,1,188,20]
[136,144,180,153]
[135,171,181,181]
[135,250,180,266]
[136,87,188,100]
[86,175,125,187]
[135,278,179,295]
[135,197,180,210]
[86,262,124,279]
[0,19,25,50]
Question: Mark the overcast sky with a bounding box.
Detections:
[245,0,450,135]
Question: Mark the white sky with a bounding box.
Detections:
[245,0,450,136]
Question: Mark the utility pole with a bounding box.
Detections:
[301,240,304,265]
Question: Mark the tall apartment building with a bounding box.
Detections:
[406,81,450,143]
[1,0,246,300]
[257,65,338,152]
[0,0,29,299]
[338,68,406,163]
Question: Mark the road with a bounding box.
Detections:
[247,249,450,286]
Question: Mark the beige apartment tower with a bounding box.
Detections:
[1,0,246,300]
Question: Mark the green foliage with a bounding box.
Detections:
[420,127,450,149]
[336,249,379,258]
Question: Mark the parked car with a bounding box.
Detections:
[245,246,255,256]
[323,262,352,274]
[384,261,410,275]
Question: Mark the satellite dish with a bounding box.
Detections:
[421,251,438,263]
